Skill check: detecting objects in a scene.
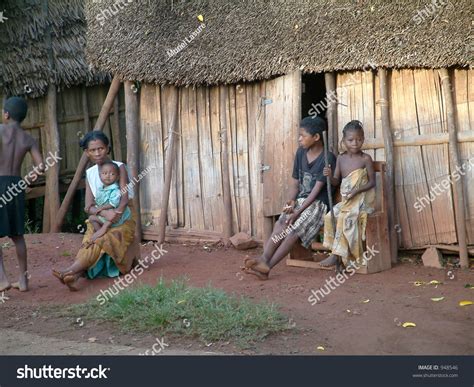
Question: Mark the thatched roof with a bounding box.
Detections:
[0,0,109,98]
[86,0,472,86]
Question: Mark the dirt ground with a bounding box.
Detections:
[0,233,473,355]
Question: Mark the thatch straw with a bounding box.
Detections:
[85,0,471,86]
[0,0,109,98]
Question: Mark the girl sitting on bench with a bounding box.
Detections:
[320,120,375,273]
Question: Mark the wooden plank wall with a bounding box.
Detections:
[337,69,473,248]
[454,69,474,244]
[139,83,265,240]
[1,83,126,183]
[262,71,301,217]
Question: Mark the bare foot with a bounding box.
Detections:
[0,279,11,292]
[63,273,80,292]
[52,269,66,284]
[319,254,338,267]
[335,258,344,274]
[11,274,28,292]
[242,267,269,281]
[244,257,270,274]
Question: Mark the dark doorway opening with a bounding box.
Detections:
[301,73,327,120]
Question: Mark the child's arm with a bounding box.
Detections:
[111,164,130,221]
[283,178,299,214]
[25,139,45,184]
[286,181,325,225]
[84,181,101,215]
[97,203,115,211]
[285,149,302,214]
[323,155,341,186]
[347,154,376,199]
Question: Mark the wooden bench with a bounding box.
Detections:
[286,161,393,274]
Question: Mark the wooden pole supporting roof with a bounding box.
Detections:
[54,76,122,231]
[111,94,123,161]
[157,86,179,244]
[219,86,233,240]
[44,85,61,233]
[378,68,398,264]
[124,80,142,242]
[438,69,469,269]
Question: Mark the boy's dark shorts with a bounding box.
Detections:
[0,176,25,237]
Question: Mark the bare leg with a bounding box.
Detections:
[0,244,11,291]
[88,215,103,232]
[244,217,287,271]
[261,217,289,264]
[10,235,28,291]
[319,254,339,267]
[268,232,301,269]
[90,222,111,242]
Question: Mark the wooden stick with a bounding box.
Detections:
[54,76,122,231]
[439,69,469,269]
[111,94,123,161]
[324,73,337,153]
[124,80,142,242]
[379,68,398,264]
[157,86,179,244]
[322,131,336,231]
[219,86,233,240]
[46,85,61,233]
[360,130,474,149]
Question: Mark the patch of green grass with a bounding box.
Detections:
[71,278,288,347]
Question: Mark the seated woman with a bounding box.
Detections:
[52,132,139,291]
[243,117,336,280]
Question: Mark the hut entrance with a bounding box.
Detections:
[301,73,327,119]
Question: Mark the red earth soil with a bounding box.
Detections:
[0,233,473,355]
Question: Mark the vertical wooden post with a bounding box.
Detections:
[378,68,398,263]
[45,85,61,233]
[439,69,469,269]
[111,94,123,161]
[219,86,233,240]
[157,86,179,244]
[325,72,338,153]
[81,86,90,132]
[124,80,142,242]
[55,76,122,230]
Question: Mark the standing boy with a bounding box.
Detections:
[0,97,44,292]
